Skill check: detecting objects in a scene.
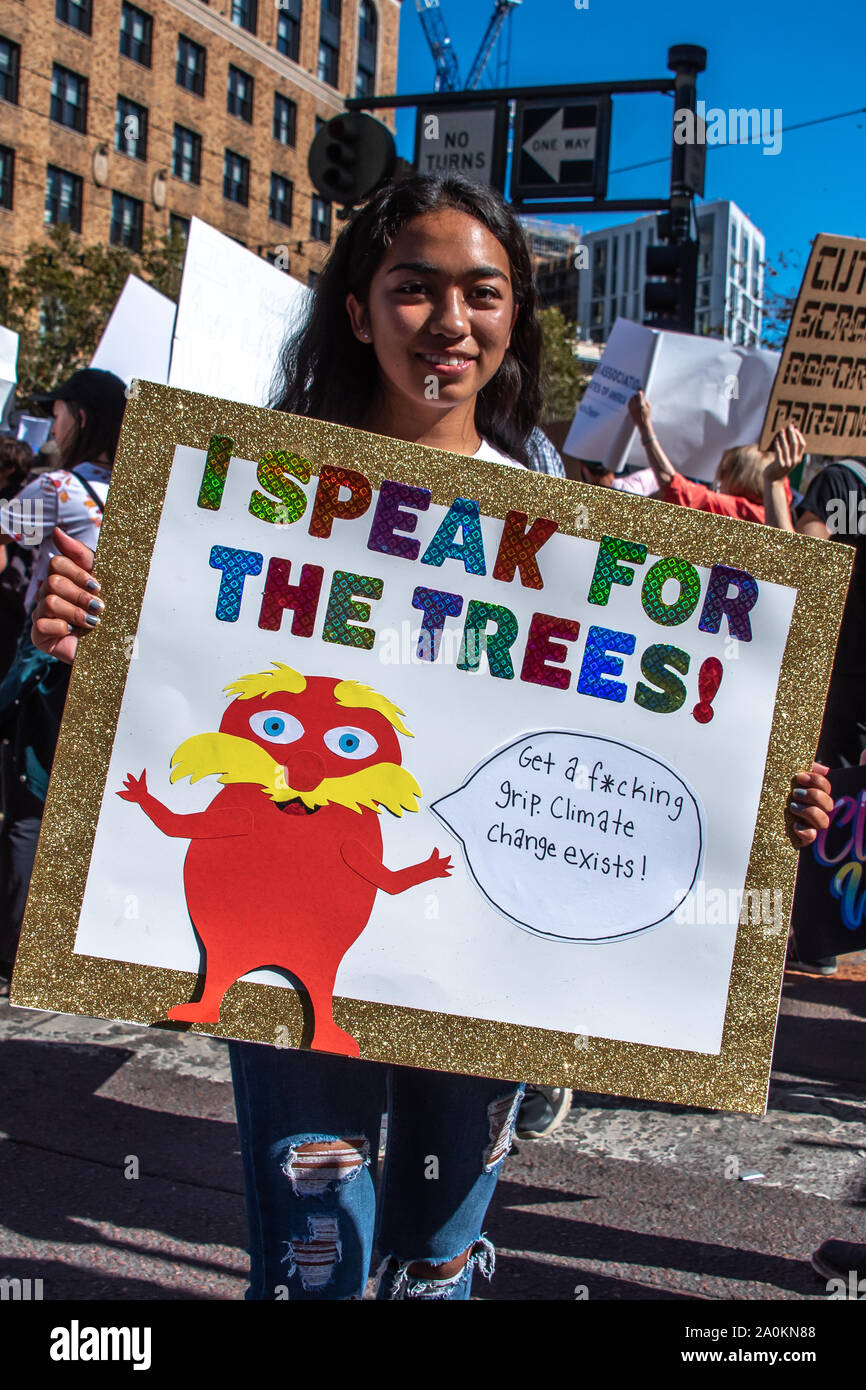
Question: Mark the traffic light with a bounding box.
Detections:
[308,112,396,208]
[643,240,698,333]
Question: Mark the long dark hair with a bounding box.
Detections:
[61,402,121,471]
[271,174,543,465]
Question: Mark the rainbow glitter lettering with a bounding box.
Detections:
[421,498,486,575]
[210,545,263,622]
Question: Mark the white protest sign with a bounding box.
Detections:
[16,416,51,451]
[564,318,656,470]
[566,318,780,482]
[433,731,703,941]
[621,332,781,482]
[169,218,310,408]
[90,275,176,386]
[0,324,19,429]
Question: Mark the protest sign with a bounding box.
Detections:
[90,275,176,386]
[0,324,19,428]
[566,318,779,482]
[760,233,866,455]
[168,219,310,408]
[789,763,866,962]
[12,383,852,1112]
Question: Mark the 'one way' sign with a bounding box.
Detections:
[511,98,611,202]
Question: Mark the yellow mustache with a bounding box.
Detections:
[170,732,421,816]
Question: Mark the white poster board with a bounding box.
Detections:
[566,319,780,482]
[0,324,19,429]
[168,219,311,408]
[90,275,176,387]
[71,420,798,1059]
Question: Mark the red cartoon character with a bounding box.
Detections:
[118,662,451,1056]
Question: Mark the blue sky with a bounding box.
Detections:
[391,0,866,301]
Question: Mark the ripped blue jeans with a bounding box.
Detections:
[229,1042,524,1300]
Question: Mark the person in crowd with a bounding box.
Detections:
[0,438,35,680]
[0,368,126,989]
[627,391,803,523]
[0,437,34,500]
[577,457,659,495]
[28,176,834,1300]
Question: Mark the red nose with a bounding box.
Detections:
[285,751,326,793]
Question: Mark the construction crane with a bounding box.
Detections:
[413,0,460,91]
[465,0,521,90]
[414,0,521,93]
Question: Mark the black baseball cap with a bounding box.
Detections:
[33,368,127,423]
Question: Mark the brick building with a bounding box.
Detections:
[0,0,402,283]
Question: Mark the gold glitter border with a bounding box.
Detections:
[11,382,853,1114]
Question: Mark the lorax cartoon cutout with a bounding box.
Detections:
[119,662,451,1056]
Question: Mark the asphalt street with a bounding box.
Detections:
[1,952,864,1301]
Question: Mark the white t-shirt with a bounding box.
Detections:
[6,463,110,609]
[474,438,526,470]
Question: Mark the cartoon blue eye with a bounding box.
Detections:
[323,726,378,760]
[249,710,305,746]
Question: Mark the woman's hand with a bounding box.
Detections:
[789,762,832,846]
[627,391,652,433]
[765,425,806,483]
[30,528,101,666]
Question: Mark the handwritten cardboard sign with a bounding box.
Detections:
[12,384,852,1112]
[760,233,866,455]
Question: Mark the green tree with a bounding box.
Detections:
[538,305,589,423]
[2,225,185,406]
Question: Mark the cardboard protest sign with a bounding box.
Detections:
[566,318,779,482]
[12,384,852,1112]
[760,233,866,455]
[790,763,866,962]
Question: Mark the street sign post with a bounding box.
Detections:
[413,104,509,189]
[510,97,611,203]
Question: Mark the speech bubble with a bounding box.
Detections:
[431,730,703,943]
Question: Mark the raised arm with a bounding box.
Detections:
[627,392,676,488]
[762,425,805,532]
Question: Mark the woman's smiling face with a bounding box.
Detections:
[346,207,518,417]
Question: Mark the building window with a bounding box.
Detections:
[176,35,206,96]
[115,96,148,159]
[227,65,253,123]
[110,190,143,250]
[273,92,296,146]
[50,65,88,133]
[610,237,618,297]
[169,212,190,242]
[356,0,376,97]
[119,3,153,67]
[0,145,13,210]
[231,0,257,34]
[45,165,83,231]
[0,38,20,105]
[591,242,607,300]
[55,0,92,35]
[269,172,293,225]
[310,192,331,242]
[223,149,249,205]
[276,0,302,61]
[172,124,202,184]
[318,0,341,87]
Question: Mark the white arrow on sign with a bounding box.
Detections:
[522,109,597,182]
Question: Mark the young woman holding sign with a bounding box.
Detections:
[31,175,833,1301]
